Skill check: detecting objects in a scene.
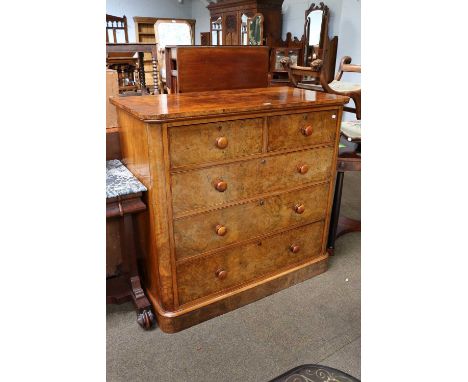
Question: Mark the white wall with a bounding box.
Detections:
[106,0,193,42]
[191,0,211,44]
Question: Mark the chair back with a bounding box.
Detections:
[106,14,129,43]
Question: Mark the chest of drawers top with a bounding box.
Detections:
[110,86,349,122]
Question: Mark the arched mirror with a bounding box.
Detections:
[304,2,329,65]
[247,13,264,46]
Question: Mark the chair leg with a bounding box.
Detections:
[327,171,344,255]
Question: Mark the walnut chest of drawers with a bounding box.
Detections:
[111,87,349,333]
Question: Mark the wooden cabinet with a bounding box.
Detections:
[111,87,349,333]
[207,0,283,46]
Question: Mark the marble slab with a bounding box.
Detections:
[106,159,147,199]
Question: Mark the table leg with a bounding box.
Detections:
[151,46,159,94]
[120,213,155,330]
[137,52,148,95]
[327,171,344,255]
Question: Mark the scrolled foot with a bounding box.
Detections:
[137,309,156,330]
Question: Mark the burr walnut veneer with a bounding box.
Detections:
[111,87,349,332]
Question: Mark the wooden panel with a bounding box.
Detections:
[175,46,269,93]
[153,257,327,333]
[173,183,329,260]
[176,221,325,305]
[171,146,334,215]
[268,109,339,151]
[168,118,263,168]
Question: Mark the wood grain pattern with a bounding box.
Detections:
[109,87,349,122]
[113,87,347,331]
[149,256,328,333]
[268,109,339,151]
[176,221,324,305]
[171,146,334,215]
[168,118,263,168]
[173,182,329,260]
[166,46,269,94]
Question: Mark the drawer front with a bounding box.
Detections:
[171,146,334,215]
[177,221,325,305]
[173,183,330,260]
[268,109,339,151]
[168,118,263,167]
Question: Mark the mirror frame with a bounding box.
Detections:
[303,2,329,66]
[247,13,264,46]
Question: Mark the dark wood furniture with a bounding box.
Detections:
[106,160,155,330]
[106,43,159,95]
[269,37,304,86]
[207,0,284,46]
[200,32,211,46]
[106,14,139,93]
[165,46,269,94]
[302,3,338,84]
[110,87,349,332]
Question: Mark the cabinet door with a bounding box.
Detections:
[223,13,239,45]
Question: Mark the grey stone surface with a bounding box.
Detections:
[107,172,361,382]
[106,159,147,199]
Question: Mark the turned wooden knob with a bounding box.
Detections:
[215,224,227,236]
[289,244,300,254]
[214,180,228,192]
[301,125,313,136]
[294,203,305,214]
[297,164,309,174]
[215,268,227,280]
[215,136,228,149]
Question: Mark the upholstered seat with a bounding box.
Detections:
[329,80,361,92]
[341,120,361,141]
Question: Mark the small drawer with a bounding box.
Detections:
[176,221,325,305]
[171,146,334,215]
[268,109,339,151]
[173,183,330,260]
[168,118,263,168]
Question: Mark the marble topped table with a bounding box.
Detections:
[106,159,147,199]
[106,160,155,330]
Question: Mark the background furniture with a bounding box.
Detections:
[154,18,195,93]
[200,32,211,45]
[111,87,348,332]
[106,43,159,94]
[106,14,139,93]
[207,0,283,46]
[165,46,269,93]
[269,41,303,86]
[133,17,195,93]
[106,160,155,330]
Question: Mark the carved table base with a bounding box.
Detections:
[106,192,155,330]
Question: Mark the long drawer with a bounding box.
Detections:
[171,146,335,215]
[268,109,339,151]
[168,118,263,168]
[176,221,325,305]
[173,182,330,260]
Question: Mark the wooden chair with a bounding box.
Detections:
[324,57,361,254]
[106,14,139,93]
[285,46,362,255]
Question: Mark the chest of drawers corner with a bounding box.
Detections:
[111,87,349,333]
